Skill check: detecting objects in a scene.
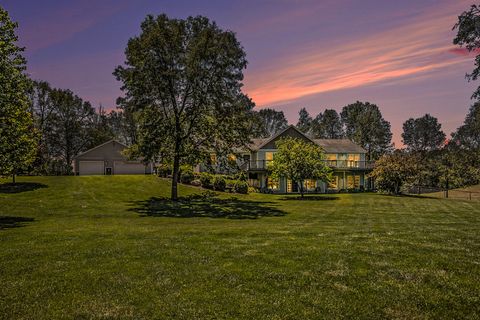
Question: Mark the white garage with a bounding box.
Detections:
[73,140,153,176]
[78,161,104,175]
[114,161,146,175]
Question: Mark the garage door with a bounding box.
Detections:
[114,161,146,175]
[79,161,104,175]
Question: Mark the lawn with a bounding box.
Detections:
[0,176,479,319]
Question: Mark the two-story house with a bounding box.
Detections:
[200,125,374,193]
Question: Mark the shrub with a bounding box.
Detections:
[191,179,201,187]
[236,171,247,182]
[213,175,226,191]
[248,186,258,193]
[180,165,194,184]
[233,180,249,194]
[157,164,172,177]
[199,173,213,189]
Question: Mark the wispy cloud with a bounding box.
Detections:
[244,0,473,107]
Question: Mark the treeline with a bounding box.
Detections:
[28,81,136,175]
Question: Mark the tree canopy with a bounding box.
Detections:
[296,107,313,135]
[114,14,255,200]
[253,108,288,138]
[311,109,344,139]
[402,114,446,152]
[453,4,480,99]
[0,7,37,182]
[340,101,392,160]
[269,137,332,198]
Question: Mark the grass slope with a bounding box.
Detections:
[0,176,479,319]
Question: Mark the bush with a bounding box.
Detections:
[199,173,213,189]
[248,186,258,193]
[233,180,249,194]
[157,164,172,177]
[180,165,194,184]
[235,171,247,182]
[191,179,201,187]
[213,175,226,191]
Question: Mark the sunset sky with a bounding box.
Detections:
[3,0,478,146]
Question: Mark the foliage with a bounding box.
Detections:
[0,7,37,181]
[368,150,417,194]
[199,172,213,189]
[402,114,446,152]
[269,137,332,198]
[156,164,172,178]
[311,109,344,139]
[340,101,393,160]
[235,170,247,182]
[232,180,249,194]
[253,108,288,138]
[451,101,480,149]
[114,14,255,200]
[179,165,194,184]
[453,4,480,99]
[212,175,226,191]
[296,107,313,134]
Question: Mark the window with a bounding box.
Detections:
[265,152,274,161]
[228,154,237,161]
[347,175,360,189]
[267,177,279,190]
[328,176,338,189]
[210,154,217,165]
[347,154,360,167]
[304,179,316,191]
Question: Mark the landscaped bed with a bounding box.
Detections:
[0,175,479,319]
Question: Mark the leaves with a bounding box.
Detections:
[401,114,446,152]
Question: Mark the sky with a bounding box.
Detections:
[2,0,478,146]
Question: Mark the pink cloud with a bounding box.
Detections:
[243,0,474,107]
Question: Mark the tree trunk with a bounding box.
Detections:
[12,173,16,184]
[171,153,180,201]
[299,180,304,198]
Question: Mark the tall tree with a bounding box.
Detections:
[114,15,255,200]
[296,107,313,134]
[451,101,480,149]
[253,108,288,138]
[269,137,332,198]
[312,109,344,139]
[47,88,96,174]
[402,114,446,152]
[0,7,37,182]
[341,101,392,160]
[453,4,480,99]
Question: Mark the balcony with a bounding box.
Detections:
[243,160,375,170]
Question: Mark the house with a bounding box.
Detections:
[200,126,374,193]
[73,140,154,175]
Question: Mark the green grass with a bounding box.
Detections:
[1,176,479,319]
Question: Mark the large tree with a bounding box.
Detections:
[0,7,37,182]
[402,114,446,152]
[254,108,288,138]
[269,137,332,198]
[340,101,392,160]
[451,101,480,150]
[312,109,344,139]
[453,4,480,99]
[114,15,255,200]
[296,107,313,135]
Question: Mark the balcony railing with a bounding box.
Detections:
[243,160,375,170]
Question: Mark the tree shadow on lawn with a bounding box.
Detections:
[0,216,35,230]
[128,192,287,219]
[0,182,48,194]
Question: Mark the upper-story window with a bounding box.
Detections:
[265,152,274,161]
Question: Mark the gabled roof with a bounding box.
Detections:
[247,125,366,153]
[73,139,128,159]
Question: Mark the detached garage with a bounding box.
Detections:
[73,140,153,176]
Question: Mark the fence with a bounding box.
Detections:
[409,185,480,200]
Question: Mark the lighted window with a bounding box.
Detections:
[287,179,293,193]
[265,152,274,161]
[328,176,338,189]
[267,177,279,190]
[304,179,316,190]
[326,154,337,160]
[347,154,360,167]
[210,154,217,164]
[228,154,237,162]
[347,175,360,189]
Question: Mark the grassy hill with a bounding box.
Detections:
[1,176,479,319]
